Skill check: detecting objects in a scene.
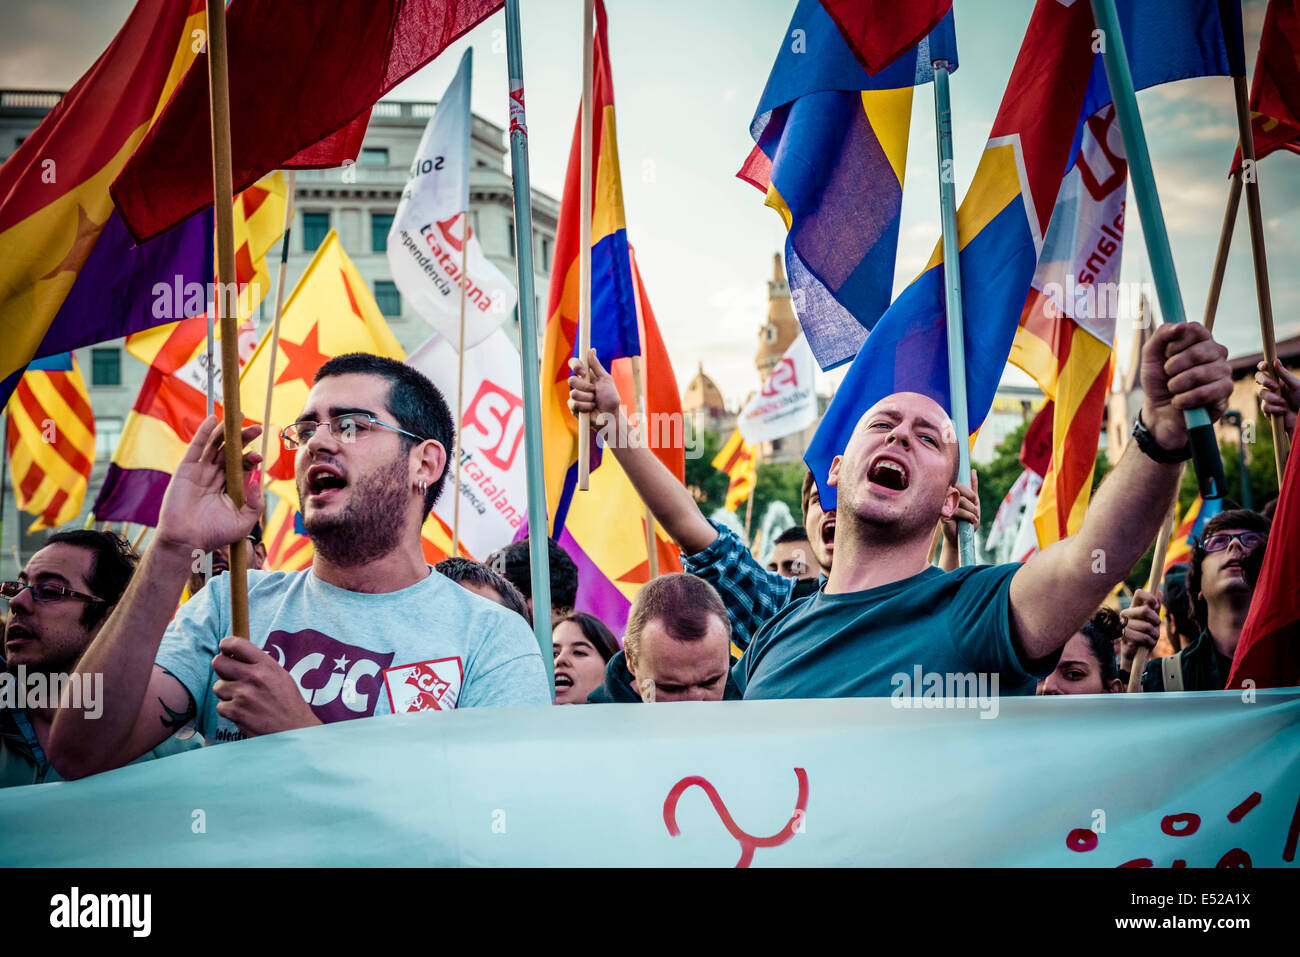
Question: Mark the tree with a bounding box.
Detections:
[683,422,728,515]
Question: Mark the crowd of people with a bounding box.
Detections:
[0,321,1295,786]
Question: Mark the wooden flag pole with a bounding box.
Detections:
[576,0,594,491]
[1128,489,1181,692]
[1201,172,1241,333]
[504,0,555,687]
[630,355,659,579]
[932,59,976,566]
[205,0,249,640]
[451,210,470,558]
[1091,0,1227,502]
[132,526,150,551]
[258,169,297,485]
[1230,73,1290,480]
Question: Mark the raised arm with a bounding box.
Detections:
[1008,323,1231,662]
[48,417,264,779]
[568,349,718,556]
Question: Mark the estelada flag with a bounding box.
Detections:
[713,429,758,514]
[239,230,405,503]
[4,353,95,532]
[262,497,315,573]
[1231,0,1300,172]
[111,0,505,243]
[1227,426,1300,689]
[0,0,213,407]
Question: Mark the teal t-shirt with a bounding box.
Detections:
[734,563,1050,699]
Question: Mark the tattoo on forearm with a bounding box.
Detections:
[158,667,197,731]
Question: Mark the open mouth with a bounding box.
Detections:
[867,455,909,492]
[820,516,836,548]
[305,463,348,504]
[554,672,574,690]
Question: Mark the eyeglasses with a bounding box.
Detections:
[0,580,106,604]
[1200,531,1267,553]
[279,413,425,450]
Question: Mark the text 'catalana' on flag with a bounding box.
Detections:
[388,48,516,349]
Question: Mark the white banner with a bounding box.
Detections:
[407,328,528,560]
[387,49,516,349]
[986,469,1042,564]
[2,693,1297,866]
[737,333,818,444]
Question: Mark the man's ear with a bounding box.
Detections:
[1106,678,1125,694]
[939,484,961,519]
[415,439,448,490]
[827,455,843,489]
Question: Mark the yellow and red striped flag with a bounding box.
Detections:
[713,428,758,513]
[262,498,314,572]
[5,354,95,531]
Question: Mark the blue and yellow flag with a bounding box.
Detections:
[738,0,957,371]
[807,0,1240,509]
[0,0,213,407]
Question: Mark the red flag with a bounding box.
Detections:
[111,0,503,243]
[1019,401,1054,479]
[1226,439,1300,690]
[1231,0,1300,172]
[817,0,953,75]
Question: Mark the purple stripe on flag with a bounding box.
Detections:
[91,464,170,526]
[36,207,212,359]
[558,527,632,641]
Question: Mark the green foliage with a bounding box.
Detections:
[751,461,808,531]
[975,421,1029,541]
[684,423,729,513]
[684,423,807,535]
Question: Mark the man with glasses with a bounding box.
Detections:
[1122,509,1271,692]
[48,354,549,779]
[2,531,200,786]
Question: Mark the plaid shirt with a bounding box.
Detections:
[681,520,803,656]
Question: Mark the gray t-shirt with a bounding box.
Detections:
[156,566,549,743]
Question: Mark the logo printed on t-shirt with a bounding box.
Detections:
[265,629,395,723]
[383,657,464,713]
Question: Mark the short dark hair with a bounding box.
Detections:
[486,538,579,610]
[773,525,809,545]
[1188,508,1270,625]
[556,611,620,663]
[800,468,818,521]
[313,353,455,515]
[1161,563,1195,645]
[623,573,729,668]
[42,530,139,629]
[435,557,531,625]
[1080,607,1122,686]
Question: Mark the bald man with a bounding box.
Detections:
[728,322,1232,699]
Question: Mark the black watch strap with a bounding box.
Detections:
[1132,411,1192,464]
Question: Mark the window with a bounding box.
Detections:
[360,147,389,167]
[374,280,401,318]
[541,237,551,271]
[96,417,124,459]
[90,348,121,387]
[372,211,394,252]
[302,212,330,252]
[507,222,515,256]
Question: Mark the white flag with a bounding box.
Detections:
[388,49,517,350]
[737,333,819,444]
[986,469,1041,563]
[407,328,528,560]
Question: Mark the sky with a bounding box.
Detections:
[3,0,1296,409]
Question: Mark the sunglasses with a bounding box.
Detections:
[0,580,106,604]
[1200,531,1267,554]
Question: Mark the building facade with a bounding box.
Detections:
[0,90,558,577]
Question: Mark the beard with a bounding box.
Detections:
[301,452,410,567]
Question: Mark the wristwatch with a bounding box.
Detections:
[1131,411,1192,464]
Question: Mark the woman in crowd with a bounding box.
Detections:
[1036,608,1125,695]
[553,612,619,705]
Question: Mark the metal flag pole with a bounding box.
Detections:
[205,0,250,639]
[451,50,474,559]
[1091,0,1227,502]
[932,59,976,566]
[505,0,555,688]
[576,0,595,491]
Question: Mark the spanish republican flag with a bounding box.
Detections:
[4,354,95,532]
[0,0,212,407]
[713,429,758,513]
[91,174,288,527]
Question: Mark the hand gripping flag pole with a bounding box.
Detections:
[205,0,250,640]
[505,0,556,690]
[1090,0,1227,503]
[932,60,976,566]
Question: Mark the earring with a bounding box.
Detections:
[418,480,428,493]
